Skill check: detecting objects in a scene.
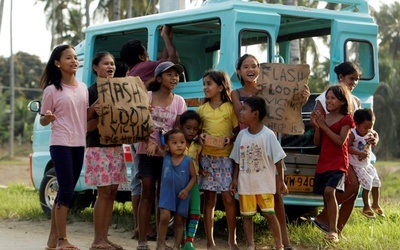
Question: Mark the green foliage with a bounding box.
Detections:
[0,184,46,219]
[370,2,400,160]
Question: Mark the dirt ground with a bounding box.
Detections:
[0,157,248,250]
[0,219,246,250]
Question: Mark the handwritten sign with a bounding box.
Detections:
[258,63,310,135]
[204,135,226,149]
[97,76,154,144]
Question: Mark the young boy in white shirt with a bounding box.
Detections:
[230,96,287,250]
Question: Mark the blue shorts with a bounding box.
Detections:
[313,170,345,195]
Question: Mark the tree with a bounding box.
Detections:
[94,0,159,21]
[370,2,400,159]
[36,0,84,48]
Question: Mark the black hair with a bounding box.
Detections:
[164,128,184,144]
[180,110,201,126]
[202,70,232,104]
[334,62,362,81]
[243,96,267,121]
[92,52,114,76]
[353,108,375,124]
[40,44,74,90]
[325,84,352,115]
[120,39,146,67]
[236,54,260,86]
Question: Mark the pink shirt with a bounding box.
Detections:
[137,92,187,154]
[40,82,88,147]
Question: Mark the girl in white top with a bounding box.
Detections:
[136,61,187,250]
[40,44,88,250]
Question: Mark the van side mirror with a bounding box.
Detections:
[28,100,41,112]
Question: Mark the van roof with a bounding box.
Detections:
[85,0,373,36]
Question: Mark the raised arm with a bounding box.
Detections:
[160,25,179,63]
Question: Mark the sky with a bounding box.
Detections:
[0,0,395,63]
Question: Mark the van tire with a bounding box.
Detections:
[39,168,58,216]
[39,169,96,216]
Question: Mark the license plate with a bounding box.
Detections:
[284,175,314,192]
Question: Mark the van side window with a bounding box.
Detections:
[240,30,271,63]
[91,28,148,83]
[172,18,221,81]
[345,40,374,80]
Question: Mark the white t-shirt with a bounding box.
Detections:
[230,126,286,194]
[315,90,360,114]
[40,82,88,147]
[349,127,372,168]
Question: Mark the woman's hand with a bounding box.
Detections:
[44,110,57,123]
[146,142,158,156]
[301,85,310,106]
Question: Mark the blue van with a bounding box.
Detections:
[29,0,379,215]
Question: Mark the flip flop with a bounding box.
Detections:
[310,217,329,233]
[89,244,114,250]
[372,207,385,217]
[325,232,339,243]
[360,209,376,219]
[55,245,80,250]
[45,247,56,250]
[107,241,124,250]
[137,245,150,250]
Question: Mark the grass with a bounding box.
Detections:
[0,184,46,220]
[0,158,399,249]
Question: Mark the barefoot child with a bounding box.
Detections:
[197,70,240,250]
[157,129,197,250]
[311,84,354,242]
[230,96,286,250]
[180,111,202,250]
[348,108,384,218]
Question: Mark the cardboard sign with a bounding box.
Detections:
[258,63,310,135]
[204,134,226,149]
[96,76,154,144]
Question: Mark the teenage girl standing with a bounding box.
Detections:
[136,61,187,250]
[197,70,240,250]
[311,84,354,243]
[84,52,127,250]
[41,45,88,250]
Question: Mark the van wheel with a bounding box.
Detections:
[39,169,96,216]
[39,168,58,216]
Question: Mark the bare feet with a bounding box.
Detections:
[207,245,218,250]
[229,243,241,250]
[246,245,256,250]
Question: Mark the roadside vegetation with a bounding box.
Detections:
[0,158,399,249]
